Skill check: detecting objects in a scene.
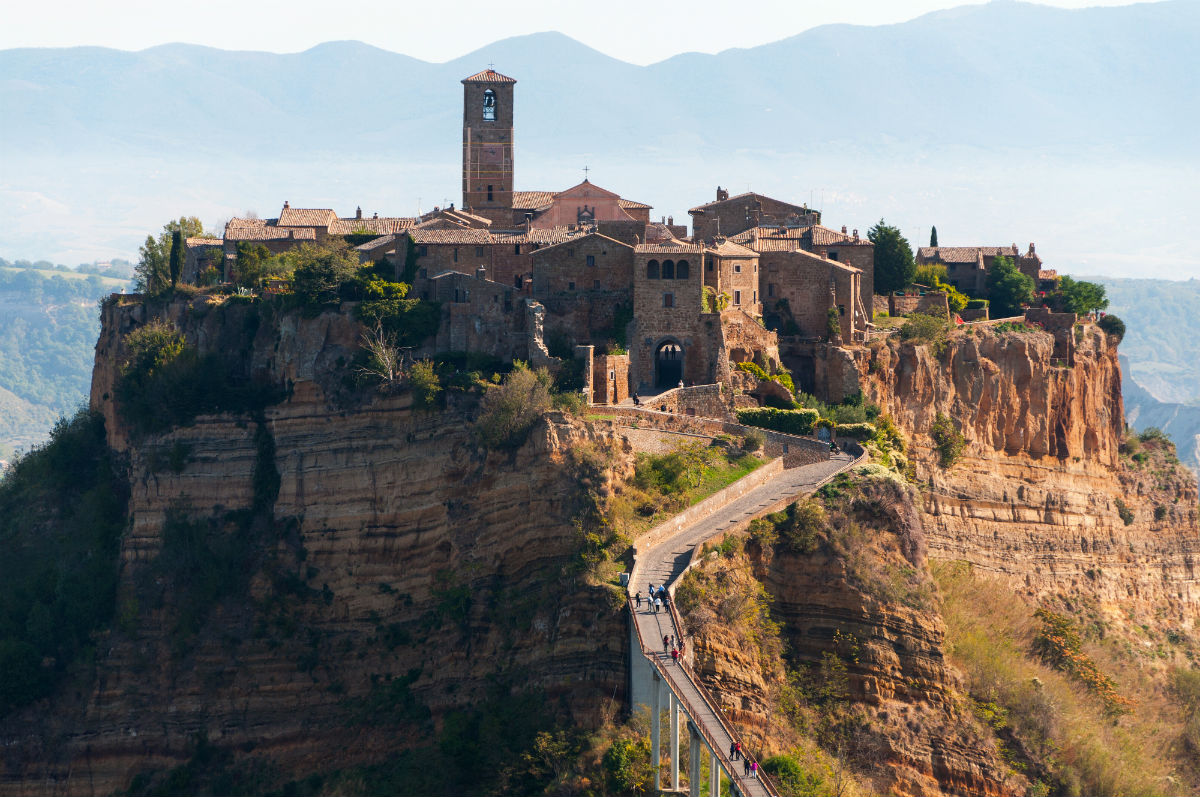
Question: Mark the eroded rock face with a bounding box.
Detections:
[6,298,629,796]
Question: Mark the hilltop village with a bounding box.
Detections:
[179,68,1064,403]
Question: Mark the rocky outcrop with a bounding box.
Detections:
[4,297,629,796]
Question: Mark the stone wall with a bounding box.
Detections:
[592,353,629,405]
[425,271,526,360]
[815,241,875,302]
[629,245,708,391]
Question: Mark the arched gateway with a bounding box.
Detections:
[655,341,684,390]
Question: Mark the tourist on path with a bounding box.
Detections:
[635,591,642,609]
[671,647,679,665]
[751,761,758,779]
[654,597,663,613]
[743,758,751,776]
[729,741,738,760]
[734,741,742,760]
[663,634,670,652]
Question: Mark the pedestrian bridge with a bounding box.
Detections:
[625,427,862,796]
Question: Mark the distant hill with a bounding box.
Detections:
[2,2,1196,160]
[1122,358,1200,473]
[0,262,130,458]
[1098,277,1200,405]
[2,1,1198,276]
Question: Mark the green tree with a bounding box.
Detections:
[986,256,1035,317]
[869,219,915,295]
[233,242,273,289]
[930,226,939,247]
[135,217,206,294]
[168,230,184,288]
[1056,276,1109,315]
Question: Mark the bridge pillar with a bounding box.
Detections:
[688,722,702,797]
[710,751,721,797]
[670,692,680,791]
[652,675,663,792]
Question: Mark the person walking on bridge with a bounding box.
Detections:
[654,596,663,614]
[743,757,751,776]
[671,647,679,665]
[663,634,670,652]
[634,591,642,609]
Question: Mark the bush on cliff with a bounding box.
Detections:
[736,406,819,435]
[475,363,554,449]
[115,320,281,436]
[1098,313,1125,343]
[356,277,440,348]
[0,409,128,716]
[899,312,951,355]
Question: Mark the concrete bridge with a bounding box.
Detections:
[620,408,864,796]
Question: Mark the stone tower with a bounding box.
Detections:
[461,69,516,226]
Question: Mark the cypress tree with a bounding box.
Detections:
[168,229,184,287]
[930,226,939,247]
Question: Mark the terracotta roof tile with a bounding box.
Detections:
[329,217,416,235]
[462,69,517,84]
[511,191,555,210]
[185,237,222,248]
[689,191,758,213]
[808,225,869,246]
[617,198,652,210]
[1038,269,1058,280]
[635,241,704,254]
[354,235,399,252]
[409,228,494,245]
[494,227,586,245]
[277,207,337,227]
[918,245,1019,263]
[708,240,759,258]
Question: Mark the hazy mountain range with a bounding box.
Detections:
[2,1,1198,274]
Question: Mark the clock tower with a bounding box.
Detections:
[462,69,516,226]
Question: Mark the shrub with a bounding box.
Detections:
[1097,314,1125,343]
[899,312,951,354]
[826,306,841,339]
[965,298,989,310]
[407,360,441,409]
[1114,498,1134,526]
[475,364,553,449]
[929,413,965,468]
[736,407,820,436]
[835,422,876,441]
[288,245,360,312]
[1033,608,1133,715]
[742,430,765,452]
[736,361,769,380]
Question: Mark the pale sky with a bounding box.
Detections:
[0,0,1151,65]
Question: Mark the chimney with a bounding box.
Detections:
[373,212,379,219]
[283,200,290,209]
[853,229,859,241]
[477,266,487,280]
[355,206,362,219]
[525,212,533,233]
[1029,242,1036,254]
[667,215,674,226]
[841,225,847,234]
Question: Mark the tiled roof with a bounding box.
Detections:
[409,228,494,245]
[808,225,869,246]
[278,207,337,227]
[462,69,517,84]
[354,235,399,252]
[529,232,629,257]
[730,226,808,243]
[689,191,757,213]
[918,245,1019,263]
[1038,269,1059,280]
[708,240,759,258]
[635,241,704,254]
[329,217,416,235]
[511,191,555,210]
[494,227,586,245]
[224,218,317,242]
[185,237,222,248]
[748,238,802,252]
[511,190,652,212]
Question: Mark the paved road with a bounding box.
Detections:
[636,453,856,597]
[631,451,859,796]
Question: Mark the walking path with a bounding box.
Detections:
[630,449,862,796]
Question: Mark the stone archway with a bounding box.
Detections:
[655,340,684,390]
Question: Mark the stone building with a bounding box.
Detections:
[758,248,867,343]
[730,223,875,300]
[703,240,762,317]
[182,237,223,284]
[688,188,821,241]
[916,243,1058,296]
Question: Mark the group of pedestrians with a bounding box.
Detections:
[633,583,671,614]
[728,741,758,780]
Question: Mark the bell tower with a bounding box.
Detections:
[462,69,516,226]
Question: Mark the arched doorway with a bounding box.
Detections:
[655,341,684,390]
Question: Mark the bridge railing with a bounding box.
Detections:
[630,602,780,796]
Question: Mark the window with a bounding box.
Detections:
[483,89,496,121]
[734,290,742,305]
[418,245,428,257]
[569,281,575,290]
[567,248,574,257]
[475,246,485,257]
[663,293,674,308]
[768,283,775,297]
[829,251,839,261]
[734,264,741,273]
[514,275,522,289]
[753,291,757,303]
[706,258,713,272]
[647,260,660,279]
[676,260,689,279]
[453,247,458,262]
[493,295,498,303]
[839,304,846,316]
[593,279,601,289]
[514,244,521,254]
[586,254,595,267]
[663,260,675,279]
[487,185,494,202]
[420,268,428,278]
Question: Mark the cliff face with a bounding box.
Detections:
[855,324,1200,630]
[4,297,629,795]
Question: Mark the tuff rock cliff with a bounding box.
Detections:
[2,296,630,795]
